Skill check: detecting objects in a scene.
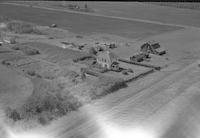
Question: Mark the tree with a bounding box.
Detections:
[84,3,88,9]
[6,108,21,121]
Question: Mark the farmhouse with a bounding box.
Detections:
[96,51,118,69]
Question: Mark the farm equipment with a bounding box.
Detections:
[130,53,150,62]
[140,41,166,55]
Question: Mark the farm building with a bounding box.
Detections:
[96,50,118,69]
[140,41,166,55]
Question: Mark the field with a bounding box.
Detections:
[8,1,200,28]
[65,2,200,27]
[150,2,200,11]
[0,4,180,39]
[0,2,200,138]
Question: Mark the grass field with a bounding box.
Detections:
[0,4,180,39]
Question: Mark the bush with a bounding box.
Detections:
[11,46,40,56]
[38,115,49,125]
[7,87,82,125]
[1,60,11,66]
[0,16,10,22]
[11,46,20,50]
[5,107,21,122]
[65,71,79,81]
[122,70,128,75]
[6,21,42,34]
[24,48,40,55]
[90,76,127,99]
[73,55,93,63]
[27,70,36,76]
[37,111,54,125]
[76,35,83,38]
[127,68,134,73]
